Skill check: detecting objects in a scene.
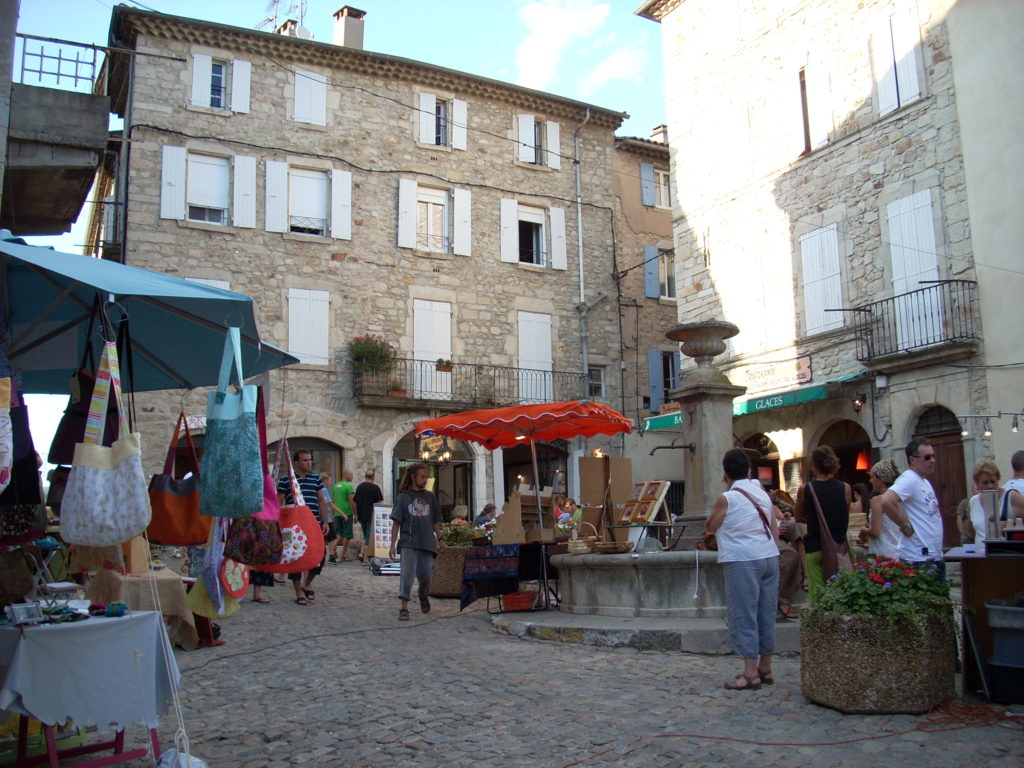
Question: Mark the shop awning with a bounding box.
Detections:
[732,373,863,416]
[642,410,684,432]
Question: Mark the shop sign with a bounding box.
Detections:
[737,356,812,395]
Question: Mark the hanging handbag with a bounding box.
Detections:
[199,327,262,519]
[253,387,280,523]
[223,515,283,566]
[60,334,151,547]
[0,394,42,508]
[807,482,852,581]
[147,413,210,545]
[261,439,326,574]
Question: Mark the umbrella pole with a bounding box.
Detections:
[529,440,552,610]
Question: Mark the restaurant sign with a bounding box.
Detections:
[735,356,812,395]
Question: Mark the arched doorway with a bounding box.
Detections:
[743,433,780,491]
[393,430,472,521]
[819,420,871,488]
[914,405,965,547]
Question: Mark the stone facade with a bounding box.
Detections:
[103,6,671,511]
[639,0,1023,512]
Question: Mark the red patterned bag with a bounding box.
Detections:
[260,439,325,574]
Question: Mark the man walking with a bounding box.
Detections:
[389,463,445,621]
[278,449,331,605]
[329,469,356,562]
[354,469,383,562]
[879,437,942,564]
[1001,449,1024,525]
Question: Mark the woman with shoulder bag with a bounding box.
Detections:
[795,445,851,603]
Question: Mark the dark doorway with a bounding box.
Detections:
[819,420,871,488]
[914,406,966,548]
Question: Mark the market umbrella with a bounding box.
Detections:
[0,235,298,393]
[415,400,634,530]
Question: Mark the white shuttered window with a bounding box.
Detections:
[800,223,843,336]
[518,311,553,403]
[887,189,941,348]
[294,69,327,125]
[288,288,330,365]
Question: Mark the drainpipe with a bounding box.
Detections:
[573,108,592,376]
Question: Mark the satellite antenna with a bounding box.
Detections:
[255,0,310,34]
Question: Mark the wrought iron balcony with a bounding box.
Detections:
[854,280,979,370]
[353,359,591,410]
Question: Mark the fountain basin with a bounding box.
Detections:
[551,551,727,618]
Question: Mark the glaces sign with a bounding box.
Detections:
[737,356,812,395]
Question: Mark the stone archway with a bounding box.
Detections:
[818,420,871,488]
[913,405,966,547]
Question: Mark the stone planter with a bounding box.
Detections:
[429,547,468,598]
[801,612,955,713]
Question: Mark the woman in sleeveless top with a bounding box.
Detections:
[860,458,902,558]
[795,445,850,603]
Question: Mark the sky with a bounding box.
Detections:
[14,0,666,478]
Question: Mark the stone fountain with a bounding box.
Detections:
[551,320,746,618]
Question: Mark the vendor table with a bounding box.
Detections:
[945,545,1024,701]
[85,568,199,651]
[0,610,180,766]
[460,543,565,611]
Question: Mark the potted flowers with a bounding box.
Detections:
[435,358,453,372]
[800,557,955,713]
[348,334,397,373]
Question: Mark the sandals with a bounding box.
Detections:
[294,597,308,606]
[758,669,775,685]
[252,596,270,604]
[398,608,410,621]
[724,674,762,691]
[420,596,431,614]
[778,600,799,620]
[303,589,315,601]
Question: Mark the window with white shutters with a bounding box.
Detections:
[294,69,327,125]
[800,223,843,336]
[161,148,256,228]
[186,154,229,225]
[515,115,560,169]
[398,179,471,255]
[654,169,672,209]
[499,200,566,269]
[418,93,467,150]
[416,186,449,252]
[872,11,922,117]
[518,312,553,402]
[887,189,941,348]
[288,168,328,236]
[190,54,250,113]
[413,299,453,399]
[288,288,330,365]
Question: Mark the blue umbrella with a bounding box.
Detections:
[1,235,297,393]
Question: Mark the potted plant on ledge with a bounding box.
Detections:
[386,379,408,397]
[800,557,955,714]
[435,358,453,373]
[349,335,396,372]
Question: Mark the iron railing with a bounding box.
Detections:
[14,34,104,92]
[353,359,591,407]
[854,280,978,360]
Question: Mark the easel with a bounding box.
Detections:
[610,481,672,549]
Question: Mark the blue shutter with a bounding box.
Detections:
[648,349,663,413]
[672,351,681,389]
[643,245,660,298]
[640,162,656,206]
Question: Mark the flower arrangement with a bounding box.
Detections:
[807,557,953,630]
[555,511,574,538]
[438,522,488,547]
[348,334,397,373]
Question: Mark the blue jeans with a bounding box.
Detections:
[398,547,435,601]
[722,556,780,659]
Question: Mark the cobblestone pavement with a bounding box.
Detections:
[116,559,1021,768]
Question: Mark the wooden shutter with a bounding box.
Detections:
[414,299,452,399]
[452,188,471,256]
[418,93,436,144]
[549,207,566,270]
[872,19,899,116]
[518,311,553,402]
[517,114,535,162]
[806,56,832,148]
[232,155,256,228]
[800,224,842,335]
[160,146,187,220]
[545,121,561,169]
[230,60,251,113]
[451,99,467,150]
[191,54,212,107]
[639,162,655,206]
[397,178,417,248]
[500,198,518,263]
[288,288,330,365]
[647,349,663,413]
[294,69,326,125]
[330,169,352,240]
[264,160,288,233]
[643,245,660,298]
[891,10,921,106]
[888,188,940,348]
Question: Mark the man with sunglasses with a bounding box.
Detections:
[879,437,943,564]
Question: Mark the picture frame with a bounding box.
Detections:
[9,601,45,625]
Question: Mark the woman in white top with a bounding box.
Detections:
[706,448,780,691]
[966,460,1002,544]
[860,458,901,559]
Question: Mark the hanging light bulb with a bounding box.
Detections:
[983,419,992,437]
[960,419,970,437]
[1013,415,1020,434]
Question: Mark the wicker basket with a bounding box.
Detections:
[567,522,598,554]
[593,540,633,554]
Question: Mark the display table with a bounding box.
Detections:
[85,568,200,651]
[0,610,180,766]
[945,545,1024,700]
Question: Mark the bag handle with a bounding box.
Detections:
[82,340,129,444]
[256,387,270,474]
[163,412,199,477]
[216,327,245,394]
[734,487,774,540]
[806,482,840,556]
[275,436,303,508]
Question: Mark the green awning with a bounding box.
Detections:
[642,411,684,432]
[732,384,827,416]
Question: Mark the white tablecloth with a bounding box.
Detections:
[0,610,181,732]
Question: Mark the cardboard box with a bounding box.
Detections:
[525,528,555,543]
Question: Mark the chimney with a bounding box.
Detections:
[275,19,299,36]
[333,6,366,49]
[650,124,668,144]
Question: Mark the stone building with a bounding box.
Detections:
[638,0,1024,535]
[97,5,678,513]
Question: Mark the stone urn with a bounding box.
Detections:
[800,612,955,713]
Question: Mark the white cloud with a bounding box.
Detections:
[578,41,648,98]
[515,0,610,91]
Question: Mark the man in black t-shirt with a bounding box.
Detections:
[353,469,383,562]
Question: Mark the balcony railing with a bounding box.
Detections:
[854,280,978,361]
[15,34,105,93]
[353,359,590,408]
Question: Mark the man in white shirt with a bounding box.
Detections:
[1002,450,1024,524]
[879,437,943,563]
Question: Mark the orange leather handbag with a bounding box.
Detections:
[146,413,210,545]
